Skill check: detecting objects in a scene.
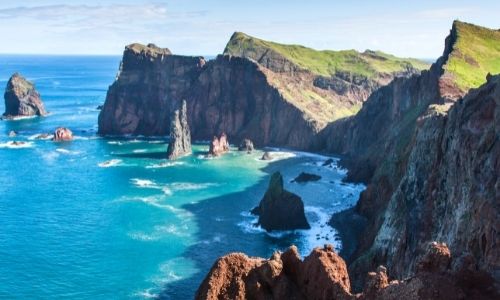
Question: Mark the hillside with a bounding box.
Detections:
[443,21,500,91]
[224,32,429,78]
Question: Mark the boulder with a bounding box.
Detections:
[52,127,73,141]
[322,158,334,166]
[261,151,273,160]
[3,73,47,118]
[208,133,230,156]
[166,100,191,159]
[292,172,322,183]
[252,172,310,231]
[238,139,254,152]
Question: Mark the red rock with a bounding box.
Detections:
[208,133,230,156]
[52,127,73,141]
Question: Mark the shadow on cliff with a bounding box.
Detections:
[157,156,311,299]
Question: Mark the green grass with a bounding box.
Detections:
[224,32,429,78]
[444,21,500,90]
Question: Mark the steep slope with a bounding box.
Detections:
[319,21,500,289]
[98,34,427,149]
[224,32,428,124]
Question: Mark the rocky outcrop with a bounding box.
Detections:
[238,139,254,152]
[208,133,229,157]
[52,127,73,141]
[197,243,498,300]
[3,73,47,118]
[261,151,272,160]
[292,172,322,183]
[98,43,205,136]
[317,21,500,290]
[166,100,191,159]
[252,172,310,231]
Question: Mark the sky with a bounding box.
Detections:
[0,0,498,58]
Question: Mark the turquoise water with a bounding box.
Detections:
[0,55,364,299]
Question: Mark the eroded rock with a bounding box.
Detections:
[3,73,47,118]
[252,172,310,231]
[52,127,73,141]
[208,133,230,157]
[166,100,191,159]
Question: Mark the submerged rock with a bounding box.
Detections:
[252,172,310,231]
[292,172,322,183]
[208,133,230,156]
[322,158,334,166]
[166,100,191,159]
[238,139,254,153]
[3,73,47,118]
[52,127,73,141]
[261,151,272,160]
[8,130,16,137]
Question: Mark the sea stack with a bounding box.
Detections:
[208,133,230,156]
[166,100,192,159]
[252,172,310,231]
[52,127,73,141]
[3,73,47,119]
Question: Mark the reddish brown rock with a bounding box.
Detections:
[52,127,73,141]
[208,133,230,156]
[197,243,499,300]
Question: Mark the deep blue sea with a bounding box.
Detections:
[0,55,364,299]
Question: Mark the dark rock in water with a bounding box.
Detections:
[292,172,322,183]
[96,105,104,110]
[3,73,47,119]
[208,133,230,157]
[322,158,334,166]
[252,172,310,231]
[8,130,16,137]
[238,139,254,152]
[261,151,272,160]
[52,127,73,141]
[166,100,191,159]
[11,141,26,146]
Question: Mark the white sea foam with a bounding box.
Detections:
[169,182,219,191]
[131,178,158,188]
[56,148,81,155]
[0,141,34,148]
[145,161,185,169]
[98,159,123,168]
[133,149,147,153]
[28,134,52,140]
[107,141,123,145]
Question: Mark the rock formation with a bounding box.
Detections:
[98,34,425,149]
[3,73,47,118]
[166,100,191,159]
[261,151,273,160]
[196,243,498,300]
[292,172,322,183]
[52,127,73,141]
[238,139,254,152]
[208,133,230,157]
[252,172,310,231]
[318,21,500,289]
[8,130,16,137]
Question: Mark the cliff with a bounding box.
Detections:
[319,21,500,289]
[98,34,427,149]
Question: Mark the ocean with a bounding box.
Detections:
[0,55,364,299]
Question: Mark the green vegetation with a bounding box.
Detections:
[224,32,429,78]
[444,21,500,90]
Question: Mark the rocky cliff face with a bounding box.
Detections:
[196,242,497,300]
[98,43,205,136]
[319,21,500,290]
[166,100,191,159]
[3,73,47,118]
[98,34,426,149]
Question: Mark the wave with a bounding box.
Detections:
[56,148,81,155]
[0,141,34,149]
[169,182,219,191]
[145,161,185,169]
[131,178,158,188]
[133,149,147,153]
[98,159,123,168]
